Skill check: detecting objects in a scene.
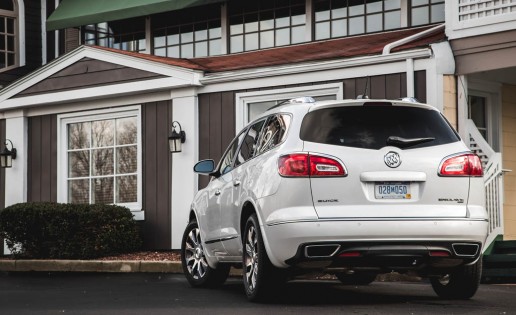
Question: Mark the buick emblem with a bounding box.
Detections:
[384,151,401,168]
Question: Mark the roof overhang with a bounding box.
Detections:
[0,46,203,112]
[47,0,224,31]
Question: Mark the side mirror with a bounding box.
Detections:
[194,159,215,175]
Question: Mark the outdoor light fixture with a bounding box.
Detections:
[169,121,186,153]
[0,139,17,168]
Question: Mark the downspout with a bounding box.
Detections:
[382,24,445,98]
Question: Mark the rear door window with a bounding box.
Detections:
[300,105,460,150]
[256,114,291,155]
[235,119,266,167]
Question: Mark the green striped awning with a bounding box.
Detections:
[47,0,224,31]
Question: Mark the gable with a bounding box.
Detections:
[15,58,166,98]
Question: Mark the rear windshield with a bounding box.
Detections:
[300,105,460,150]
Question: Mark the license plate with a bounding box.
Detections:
[375,182,411,199]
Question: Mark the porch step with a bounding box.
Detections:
[492,240,516,254]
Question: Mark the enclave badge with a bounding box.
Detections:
[384,151,401,168]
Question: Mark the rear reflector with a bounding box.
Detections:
[429,251,451,257]
[278,153,346,177]
[339,251,362,257]
[439,153,483,177]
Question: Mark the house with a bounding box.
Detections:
[0,1,513,258]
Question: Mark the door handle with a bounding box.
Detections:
[234,180,241,187]
[215,189,221,196]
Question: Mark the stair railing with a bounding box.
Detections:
[466,119,504,252]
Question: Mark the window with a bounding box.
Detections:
[59,108,142,215]
[256,114,291,154]
[468,95,488,140]
[219,130,246,175]
[82,18,146,53]
[152,5,222,58]
[300,106,460,149]
[314,0,402,40]
[410,0,445,26]
[229,0,306,53]
[0,0,17,71]
[235,119,266,167]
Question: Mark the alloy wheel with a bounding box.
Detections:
[244,225,259,292]
[184,227,208,280]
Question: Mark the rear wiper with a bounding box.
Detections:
[386,136,435,148]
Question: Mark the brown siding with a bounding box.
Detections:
[17,58,165,97]
[198,91,236,189]
[27,115,58,202]
[142,100,172,249]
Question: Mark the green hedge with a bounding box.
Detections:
[0,202,142,259]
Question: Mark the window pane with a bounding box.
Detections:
[181,43,194,58]
[316,9,331,21]
[260,30,274,48]
[230,16,244,35]
[412,0,428,6]
[195,26,208,41]
[7,18,14,34]
[68,179,89,204]
[245,33,259,51]
[154,47,166,57]
[92,148,114,176]
[68,122,90,149]
[68,151,90,178]
[209,39,221,55]
[333,7,347,19]
[236,119,265,166]
[412,7,429,26]
[248,100,278,121]
[260,11,275,30]
[181,28,194,43]
[0,1,14,10]
[349,0,365,16]
[275,28,290,46]
[315,0,331,21]
[209,25,221,38]
[92,120,114,148]
[431,3,445,23]
[256,115,291,154]
[315,21,330,40]
[332,19,347,37]
[0,19,5,33]
[7,52,14,66]
[291,25,306,43]
[385,0,401,10]
[230,35,244,53]
[167,46,180,58]
[116,117,138,145]
[291,13,305,25]
[245,13,259,32]
[349,16,365,35]
[366,13,382,32]
[385,11,401,30]
[195,41,208,57]
[366,0,383,13]
[93,177,114,204]
[168,33,180,45]
[276,9,290,28]
[116,176,137,203]
[154,31,166,47]
[117,146,137,174]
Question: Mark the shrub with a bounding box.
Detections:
[0,202,142,259]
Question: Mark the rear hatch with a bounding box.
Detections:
[299,102,473,219]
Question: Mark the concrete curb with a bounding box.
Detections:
[0,260,420,281]
[0,260,184,273]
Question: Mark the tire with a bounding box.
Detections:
[430,258,482,299]
[181,220,230,288]
[243,214,286,302]
[336,272,377,285]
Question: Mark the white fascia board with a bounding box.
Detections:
[1,77,192,110]
[200,48,432,85]
[0,46,203,105]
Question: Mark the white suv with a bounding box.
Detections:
[181,97,488,301]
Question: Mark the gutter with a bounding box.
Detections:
[382,24,445,55]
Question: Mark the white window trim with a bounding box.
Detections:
[0,0,25,72]
[57,106,144,220]
[235,83,343,132]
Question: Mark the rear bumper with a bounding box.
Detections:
[262,219,488,269]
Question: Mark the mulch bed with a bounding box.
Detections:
[0,251,182,261]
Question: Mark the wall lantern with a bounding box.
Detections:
[169,121,186,153]
[0,139,17,168]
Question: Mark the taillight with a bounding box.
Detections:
[439,153,483,177]
[278,153,346,177]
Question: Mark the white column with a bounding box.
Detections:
[3,110,28,254]
[406,58,414,98]
[457,75,469,144]
[171,94,199,249]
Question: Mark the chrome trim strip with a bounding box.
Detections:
[266,218,489,226]
[205,236,238,245]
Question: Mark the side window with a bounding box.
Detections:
[235,119,266,167]
[219,131,246,175]
[256,114,291,155]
